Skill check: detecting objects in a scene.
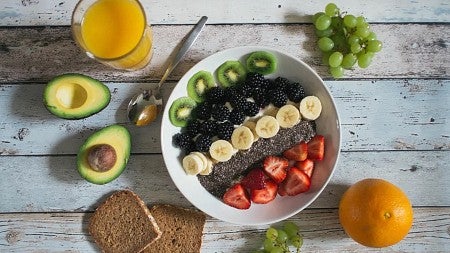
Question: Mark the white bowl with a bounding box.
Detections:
[161,46,341,225]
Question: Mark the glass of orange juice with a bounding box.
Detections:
[71,0,153,70]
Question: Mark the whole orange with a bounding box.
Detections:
[338,178,413,248]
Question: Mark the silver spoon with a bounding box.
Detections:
[127,16,208,126]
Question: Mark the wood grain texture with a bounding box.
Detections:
[0,24,449,83]
[0,208,449,252]
[0,151,448,213]
[0,0,449,26]
[1,80,448,155]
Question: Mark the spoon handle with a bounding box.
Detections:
[158,16,208,88]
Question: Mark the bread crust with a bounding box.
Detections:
[89,190,162,253]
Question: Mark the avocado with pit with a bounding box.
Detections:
[43,73,111,119]
[77,125,131,185]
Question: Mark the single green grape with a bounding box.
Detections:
[290,235,304,248]
[325,3,339,17]
[354,26,370,38]
[315,27,334,38]
[341,53,357,69]
[356,16,366,26]
[350,43,362,54]
[366,31,377,41]
[318,37,334,52]
[357,53,373,68]
[283,221,299,238]
[276,229,288,243]
[366,40,382,52]
[343,14,357,28]
[347,34,360,46]
[263,238,276,251]
[328,51,343,67]
[312,12,325,23]
[330,66,344,78]
[315,14,332,30]
[266,227,278,241]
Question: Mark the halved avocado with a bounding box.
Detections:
[77,125,131,185]
[43,73,111,119]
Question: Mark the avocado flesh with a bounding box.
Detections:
[77,125,131,185]
[43,73,111,119]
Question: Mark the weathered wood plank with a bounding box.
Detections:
[0,0,449,26]
[0,24,449,83]
[1,80,448,155]
[0,208,448,252]
[0,151,448,213]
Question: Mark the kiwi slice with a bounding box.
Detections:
[216,60,247,87]
[187,70,216,102]
[246,51,277,75]
[169,96,197,127]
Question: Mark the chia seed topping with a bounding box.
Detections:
[197,120,316,198]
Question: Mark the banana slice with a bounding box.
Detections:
[299,95,322,120]
[231,126,254,150]
[182,153,204,175]
[276,104,301,128]
[242,120,260,141]
[191,151,208,168]
[209,139,234,162]
[255,115,280,138]
[199,156,214,175]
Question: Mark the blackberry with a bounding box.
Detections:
[268,89,288,107]
[184,140,197,155]
[205,87,226,104]
[273,77,291,92]
[229,94,247,110]
[245,72,266,88]
[200,119,217,135]
[185,119,201,137]
[216,121,234,140]
[194,102,211,120]
[286,82,305,103]
[195,134,212,152]
[239,83,254,98]
[211,104,230,122]
[172,132,192,149]
[244,101,260,117]
[229,109,246,125]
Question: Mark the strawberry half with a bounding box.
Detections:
[307,135,325,161]
[251,179,278,204]
[223,183,251,209]
[295,159,314,178]
[283,141,308,161]
[279,167,311,196]
[263,156,289,184]
[241,168,266,190]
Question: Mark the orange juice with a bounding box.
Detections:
[76,0,153,70]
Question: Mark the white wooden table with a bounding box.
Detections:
[1,0,449,252]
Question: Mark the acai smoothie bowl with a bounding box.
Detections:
[161,46,341,225]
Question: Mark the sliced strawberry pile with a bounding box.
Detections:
[222,134,326,209]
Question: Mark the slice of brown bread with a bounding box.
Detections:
[89,190,162,253]
[143,204,206,253]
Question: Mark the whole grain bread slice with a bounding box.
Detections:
[89,190,162,253]
[143,204,206,253]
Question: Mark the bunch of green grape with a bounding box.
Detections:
[313,3,382,78]
[253,221,303,253]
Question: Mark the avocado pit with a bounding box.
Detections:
[87,144,117,172]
